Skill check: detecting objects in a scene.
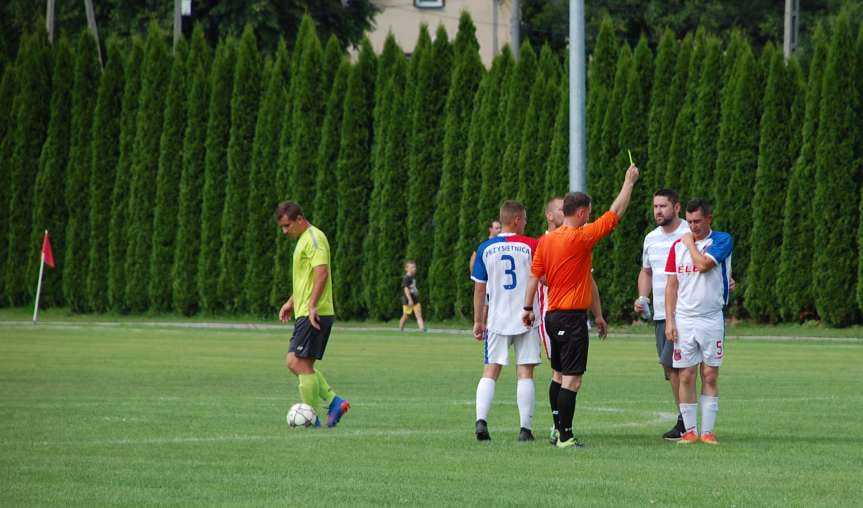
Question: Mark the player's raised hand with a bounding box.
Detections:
[624,164,639,185]
[473,322,486,341]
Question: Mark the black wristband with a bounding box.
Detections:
[523,306,533,311]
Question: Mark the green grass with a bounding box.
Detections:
[1,321,861,506]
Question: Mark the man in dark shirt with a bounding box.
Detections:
[400,261,426,331]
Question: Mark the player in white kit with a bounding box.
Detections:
[471,201,541,442]
[664,199,733,445]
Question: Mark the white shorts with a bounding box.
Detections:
[672,312,725,368]
[484,329,541,366]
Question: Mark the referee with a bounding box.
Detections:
[522,164,639,448]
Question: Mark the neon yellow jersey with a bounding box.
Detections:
[292,226,334,317]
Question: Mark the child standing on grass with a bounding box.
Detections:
[400,261,427,332]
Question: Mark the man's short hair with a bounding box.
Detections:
[563,192,591,216]
[404,260,416,267]
[685,198,712,216]
[273,201,304,221]
[654,188,680,205]
[499,200,526,226]
[546,196,564,213]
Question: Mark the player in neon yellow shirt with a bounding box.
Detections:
[275,201,349,427]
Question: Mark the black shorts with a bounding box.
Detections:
[545,309,589,375]
[289,316,334,360]
[655,320,674,369]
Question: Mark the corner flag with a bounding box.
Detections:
[33,230,55,323]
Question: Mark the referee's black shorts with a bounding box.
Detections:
[545,309,589,375]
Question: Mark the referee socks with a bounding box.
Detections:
[557,388,578,442]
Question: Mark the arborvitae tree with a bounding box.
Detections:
[363,34,403,315]
[27,39,72,308]
[148,39,188,312]
[586,16,617,195]
[245,42,288,317]
[85,40,125,313]
[333,39,376,319]
[545,54,568,199]
[373,56,410,320]
[4,30,51,306]
[712,41,760,315]
[62,31,101,313]
[0,64,17,305]
[454,71,493,319]
[429,14,483,319]
[608,38,653,323]
[776,27,828,322]
[745,48,802,322]
[665,36,704,195]
[653,34,692,190]
[406,26,452,299]
[198,38,236,314]
[125,23,171,313]
[312,59,348,236]
[476,47,513,236]
[320,35,342,97]
[857,24,863,316]
[172,25,211,316]
[690,36,723,199]
[646,29,677,195]
[107,37,144,313]
[499,40,537,201]
[218,26,261,313]
[406,25,432,111]
[813,15,860,326]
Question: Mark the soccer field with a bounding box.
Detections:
[1,322,861,506]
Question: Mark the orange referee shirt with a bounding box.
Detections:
[531,211,620,311]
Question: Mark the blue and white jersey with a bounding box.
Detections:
[471,233,539,335]
[664,230,733,318]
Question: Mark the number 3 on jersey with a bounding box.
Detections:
[501,255,517,290]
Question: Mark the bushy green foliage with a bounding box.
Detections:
[218,26,261,313]
[499,39,536,201]
[0,64,17,306]
[312,59,349,237]
[586,16,617,195]
[690,36,723,199]
[148,39,188,313]
[27,38,72,309]
[813,15,861,326]
[198,38,235,314]
[4,30,51,306]
[655,34,692,190]
[172,26,211,316]
[85,40,125,313]
[665,36,703,195]
[745,47,802,322]
[107,37,143,313]
[545,54,568,199]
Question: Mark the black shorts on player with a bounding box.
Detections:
[289,316,334,360]
[545,310,589,375]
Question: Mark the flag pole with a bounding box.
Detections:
[33,230,47,324]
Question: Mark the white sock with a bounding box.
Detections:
[516,378,535,430]
[680,403,698,434]
[700,395,719,434]
[476,377,496,421]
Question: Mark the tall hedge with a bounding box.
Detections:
[148,39,188,312]
[0,64,17,305]
[655,34,692,190]
[428,14,483,319]
[545,54,568,199]
[689,36,723,199]
[857,24,863,315]
[107,37,144,313]
[27,38,72,308]
[499,39,536,200]
[62,31,101,313]
[813,15,860,326]
[646,29,677,195]
[245,42,288,317]
[4,30,51,306]
[586,16,617,194]
[198,37,236,314]
[665,35,703,196]
[744,47,802,322]
[218,26,261,313]
[172,26,211,316]
[312,59,349,237]
[85,40,125,313]
[333,39,376,319]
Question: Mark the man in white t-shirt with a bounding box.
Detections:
[471,201,540,442]
[664,198,733,445]
[635,189,690,441]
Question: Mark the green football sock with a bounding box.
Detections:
[315,369,336,406]
[298,374,321,414]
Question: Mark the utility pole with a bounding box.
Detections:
[783,0,800,60]
[569,0,586,192]
[492,0,499,57]
[46,0,56,43]
[83,0,103,66]
[511,0,520,60]
[174,0,183,51]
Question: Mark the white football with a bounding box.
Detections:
[287,403,317,427]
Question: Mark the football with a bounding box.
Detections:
[287,403,317,427]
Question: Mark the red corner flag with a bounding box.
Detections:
[41,230,55,269]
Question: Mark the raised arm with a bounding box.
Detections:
[609,164,640,218]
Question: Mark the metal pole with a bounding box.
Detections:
[569,0,586,192]
[783,0,800,61]
[83,0,103,66]
[492,0,499,57]
[511,0,520,60]
[46,0,56,43]
[174,0,183,51]
[33,253,45,324]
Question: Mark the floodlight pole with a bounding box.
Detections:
[46,0,56,43]
[783,0,800,61]
[174,0,183,51]
[83,0,103,66]
[511,0,520,60]
[569,0,586,192]
[492,0,499,57]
